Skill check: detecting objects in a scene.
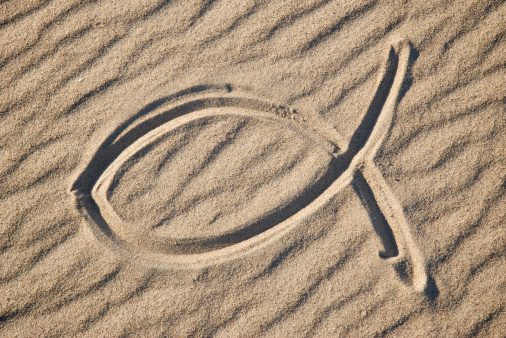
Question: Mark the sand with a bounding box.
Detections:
[1,0,505,336]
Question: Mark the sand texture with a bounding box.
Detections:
[1,0,505,336]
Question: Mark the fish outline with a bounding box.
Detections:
[69,38,430,295]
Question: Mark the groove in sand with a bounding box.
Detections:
[70,39,429,294]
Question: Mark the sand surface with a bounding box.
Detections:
[1,0,505,336]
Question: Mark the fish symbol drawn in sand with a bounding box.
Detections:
[70,38,431,295]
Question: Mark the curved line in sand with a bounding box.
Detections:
[70,39,429,295]
[71,90,342,268]
[352,39,429,293]
[93,108,337,255]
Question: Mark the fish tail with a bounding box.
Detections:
[354,39,432,296]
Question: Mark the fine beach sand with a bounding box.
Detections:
[1,0,505,336]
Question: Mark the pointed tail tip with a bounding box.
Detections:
[413,276,428,293]
[413,270,440,302]
[388,36,411,52]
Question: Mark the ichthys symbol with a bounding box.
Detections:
[70,38,430,295]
